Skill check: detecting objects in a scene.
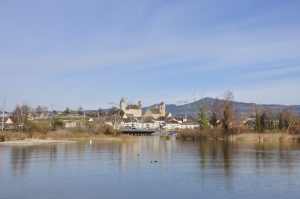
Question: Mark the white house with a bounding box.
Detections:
[142,122,160,129]
[181,122,199,129]
[0,117,15,130]
[122,122,143,129]
[165,122,182,130]
[65,122,77,128]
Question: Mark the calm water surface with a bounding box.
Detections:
[1,137,300,199]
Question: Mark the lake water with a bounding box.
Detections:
[1,137,300,199]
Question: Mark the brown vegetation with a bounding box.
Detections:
[160,135,171,140]
[176,128,300,143]
[176,128,223,141]
[0,120,121,142]
[228,132,298,143]
[0,129,129,142]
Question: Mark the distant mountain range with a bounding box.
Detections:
[97,98,300,118]
[143,98,300,118]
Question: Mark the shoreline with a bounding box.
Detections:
[0,139,76,145]
[227,133,300,143]
[176,130,300,143]
[1,131,299,145]
[0,136,138,145]
[0,131,138,144]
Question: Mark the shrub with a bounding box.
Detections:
[0,135,5,142]
[103,125,120,136]
[51,118,64,130]
[222,104,233,134]
[177,128,234,141]
[0,132,27,141]
[177,129,211,141]
[231,126,246,135]
[26,121,51,134]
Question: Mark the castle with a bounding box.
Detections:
[120,97,142,118]
[144,102,166,119]
[120,97,166,119]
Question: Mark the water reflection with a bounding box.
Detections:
[9,145,58,176]
[0,138,300,199]
[3,139,300,177]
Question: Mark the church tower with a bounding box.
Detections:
[120,97,126,112]
[159,102,165,116]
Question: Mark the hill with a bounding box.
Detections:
[144,98,300,118]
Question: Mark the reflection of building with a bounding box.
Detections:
[120,97,142,118]
[144,102,166,119]
[118,136,169,171]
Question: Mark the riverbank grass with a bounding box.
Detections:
[176,128,300,143]
[0,130,134,142]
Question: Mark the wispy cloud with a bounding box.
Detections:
[0,0,299,109]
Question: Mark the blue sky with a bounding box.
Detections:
[0,0,300,110]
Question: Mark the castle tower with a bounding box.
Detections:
[138,101,142,109]
[120,97,126,112]
[159,102,165,116]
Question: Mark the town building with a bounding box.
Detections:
[0,117,16,130]
[65,122,77,128]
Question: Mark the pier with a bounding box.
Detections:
[120,128,157,135]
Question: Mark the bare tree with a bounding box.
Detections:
[77,106,84,116]
[285,109,298,134]
[210,97,224,126]
[11,104,22,124]
[98,107,103,117]
[222,91,234,102]
[35,105,48,117]
[11,104,31,131]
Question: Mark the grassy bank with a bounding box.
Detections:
[0,128,133,142]
[0,121,130,142]
[176,129,222,141]
[176,129,300,143]
[228,133,298,143]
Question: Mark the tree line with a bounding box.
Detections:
[198,91,300,135]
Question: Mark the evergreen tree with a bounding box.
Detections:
[222,104,232,133]
[209,112,218,127]
[221,91,234,134]
[198,105,209,129]
[260,111,267,132]
[63,107,70,115]
[120,110,125,118]
[255,109,261,132]
[278,112,284,130]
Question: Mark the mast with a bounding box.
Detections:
[2,92,5,131]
